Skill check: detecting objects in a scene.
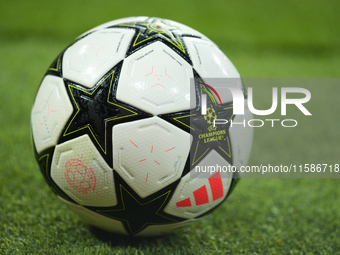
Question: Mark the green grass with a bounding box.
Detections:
[1,0,340,254]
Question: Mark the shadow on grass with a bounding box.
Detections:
[89,225,183,248]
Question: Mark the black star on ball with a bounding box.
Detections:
[111,17,192,64]
[88,172,185,235]
[96,185,176,235]
[60,64,151,167]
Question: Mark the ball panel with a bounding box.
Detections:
[112,116,192,198]
[51,135,117,207]
[62,28,135,88]
[229,99,254,174]
[163,18,209,39]
[184,37,240,79]
[31,75,73,154]
[184,37,242,104]
[164,149,233,219]
[117,41,195,115]
[58,196,128,235]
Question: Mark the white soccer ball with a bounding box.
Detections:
[31,17,253,236]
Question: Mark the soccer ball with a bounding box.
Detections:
[31,17,253,236]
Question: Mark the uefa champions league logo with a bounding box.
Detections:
[201,84,312,128]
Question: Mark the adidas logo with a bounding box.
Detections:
[176,171,223,207]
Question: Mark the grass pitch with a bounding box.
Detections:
[1,0,340,254]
